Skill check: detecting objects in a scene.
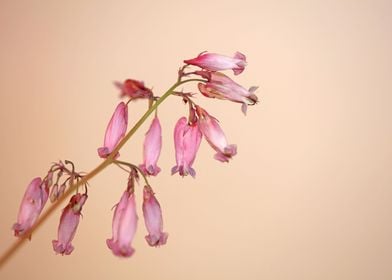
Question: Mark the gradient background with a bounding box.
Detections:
[1,0,392,279]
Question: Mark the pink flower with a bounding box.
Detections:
[139,117,162,176]
[52,193,88,255]
[171,117,202,177]
[107,190,138,257]
[196,71,258,115]
[114,79,153,99]
[142,185,168,247]
[98,102,128,158]
[13,177,49,237]
[196,106,237,162]
[184,52,247,75]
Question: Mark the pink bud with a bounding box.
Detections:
[13,177,48,237]
[142,185,168,247]
[196,106,237,162]
[107,190,138,257]
[114,79,153,99]
[139,117,162,176]
[98,102,128,158]
[171,117,202,177]
[184,51,247,75]
[52,193,87,255]
[196,71,258,115]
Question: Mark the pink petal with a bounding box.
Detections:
[98,102,128,158]
[139,117,162,176]
[142,186,168,247]
[107,190,138,257]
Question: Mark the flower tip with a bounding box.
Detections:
[139,164,161,176]
[145,232,168,247]
[233,67,245,75]
[171,165,179,176]
[234,51,246,62]
[106,239,135,258]
[12,223,23,237]
[97,147,109,158]
[52,240,74,255]
[241,103,248,115]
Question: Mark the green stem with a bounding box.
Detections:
[114,160,150,186]
[0,78,205,269]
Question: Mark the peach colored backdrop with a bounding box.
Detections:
[1,0,391,279]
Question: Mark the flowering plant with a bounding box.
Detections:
[0,52,258,265]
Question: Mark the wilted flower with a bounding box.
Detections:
[13,177,49,237]
[139,116,162,176]
[98,102,128,158]
[172,117,202,177]
[114,79,153,99]
[142,185,168,247]
[52,193,88,255]
[107,190,138,257]
[196,106,237,162]
[184,52,247,75]
[196,71,258,115]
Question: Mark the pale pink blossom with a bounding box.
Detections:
[114,79,153,99]
[107,190,138,257]
[13,177,49,237]
[139,117,162,176]
[52,193,87,255]
[98,102,128,158]
[196,71,258,115]
[196,106,237,162]
[171,117,202,177]
[184,52,247,75]
[142,185,168,247]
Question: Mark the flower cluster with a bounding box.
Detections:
[13,161,88,255]
[12,51,258,259]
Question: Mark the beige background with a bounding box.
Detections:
[1,0,391,279]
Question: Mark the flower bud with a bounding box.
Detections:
[114,79,153,99]
[142,185,168,247]
[139,116,162,176]
[172,117,202,177]
[98,102,128,158]
[184,51,247,75]
[107,190,138,257]
[196,106,237,162]
[13,177,48,237]
[52,193,87,255]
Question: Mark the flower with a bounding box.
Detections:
[196,71,258,115]
[52,193,88,255]
[171,117,202,177]
[184,51,247,75]
[114,79,153,99]
[13,177,49,237]
[142,185,168,247]
[98,102,128,158]
[196,106,237,162]
[139,116,162,176]
[107,190,138,257]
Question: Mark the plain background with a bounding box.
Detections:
[1,0,391,279]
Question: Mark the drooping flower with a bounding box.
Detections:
[139,116,162,176]
[196,106,237,162]
[52,193,88,255]
[107,190,138,258]
[171,117,202,177]
[196,71,258,115]
[98,102,128,158]
[142,185,168,247]
[114,79,153,99]
[184,52,247,75]
[13,177,49,237]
